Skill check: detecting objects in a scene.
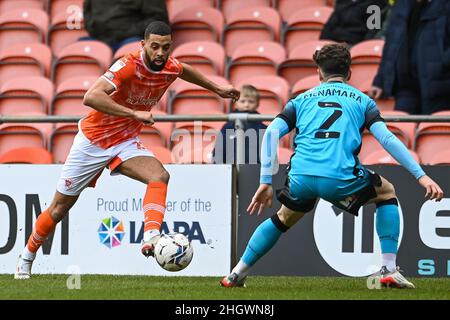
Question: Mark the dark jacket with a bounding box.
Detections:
[320,0,388,45]
[213,111,267,164]
[373,0,450,114]
[83,0,169,46]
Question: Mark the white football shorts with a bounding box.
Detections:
[56,130,154,196]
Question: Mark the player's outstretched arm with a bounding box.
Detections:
[83,78,154,124]
[369,121,444,201]
[179,63,239,102]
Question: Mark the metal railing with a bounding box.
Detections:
[1,114,450,165]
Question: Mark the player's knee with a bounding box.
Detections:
[276,209,303,228]
[48,201,70,222]
[151,169,170,184]
[382,179,396,198]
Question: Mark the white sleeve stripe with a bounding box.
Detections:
[101,76,117,91]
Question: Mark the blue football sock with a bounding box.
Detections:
[376,201,400,254]
[241,217,284,267]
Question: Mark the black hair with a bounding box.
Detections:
[313,43,352,78]
[144,21,172,39]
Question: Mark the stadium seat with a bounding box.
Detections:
[48,9,88,56]
[278,146,294,164]
[0,8,48,49]
[172,41,225,76]
[0,43,52,85]
[348,40,384,89]
[49,0,83,20]
[139,110,173,148]
[171,7,224,49]
[0,122,52,155]
[428,149,450,165]
[0,146,53,164]
[414,115,450,164]
[49,123,78,163]
[149,146,173,164]
[166,0,214,21]
[226,41,286,85]
[171,122,219,164]
[291,75,321,98]
[282,6,333,54]
[52,40,112,88]
[220,0,271,21]
[51,76,97,116]
[113,41,141,61]
[0,0,45,13]
[235,75,289,115]
[168,76,230,115]
[278,40,334,87]
[223,7,281,57]
[0,76,53,115]
[276,0,328,21]
[361,149,420,165]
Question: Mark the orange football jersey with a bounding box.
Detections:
[80,50,183,149]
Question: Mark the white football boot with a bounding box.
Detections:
[141,234,161,258]
[14,255,33,280]
[379,266,416,289]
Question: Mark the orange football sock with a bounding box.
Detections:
[26,210,57,253]
[143,181,167,234]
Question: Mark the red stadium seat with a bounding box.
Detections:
[49,123,78,163]
[0,121,52,155]
[428,149,450,165]
[171,121,223,154]
[49,0,83,20]
[223,7,281,56]
[0,76,53,115]
[149,146,173,164]
[361,149,420,165]
[0,146,53,164]
[226,41,286,85]
[51,76,97,116]
[0,0,45,12]
[172,41,225,76]
[113,41,141,61]
[282,6,333,54]
[348,40,384,89]
[414,118,450,164]
[168,76,230,115]
[171,7,224,49]
[276,0,328,21]
[0,43,51,84]
[49,9,88,56]
[139,110,173,148]
[236,75,290,115]
[220,0,271,21]
[278,40,334,87]
[0,8,48,49]
[278,146,294,164]
[291,75,321,98]
[166,0,214,21]
[52,40,112,88]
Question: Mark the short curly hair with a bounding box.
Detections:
[313,43,351,78]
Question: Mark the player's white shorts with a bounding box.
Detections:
[57,130,154,196]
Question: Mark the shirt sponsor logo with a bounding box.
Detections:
[125,96,158,107]
[110,60,126,72]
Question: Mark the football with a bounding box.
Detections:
[154,233,193,272]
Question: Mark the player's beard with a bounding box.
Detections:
[149,58,167,72]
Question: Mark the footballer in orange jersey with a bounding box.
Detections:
[15,21,239,279]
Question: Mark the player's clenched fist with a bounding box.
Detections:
[133,110,155,125]
[217,85,240,103]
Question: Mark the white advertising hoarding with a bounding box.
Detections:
[0,165,232,276]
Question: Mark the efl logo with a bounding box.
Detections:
[97,216,126,249]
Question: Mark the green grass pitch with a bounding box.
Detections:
[1,275,450,300]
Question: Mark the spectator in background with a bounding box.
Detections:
[83,0,169,52]
[369,0,450,115]
[320,0,389,46]
[213,85,267,164]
